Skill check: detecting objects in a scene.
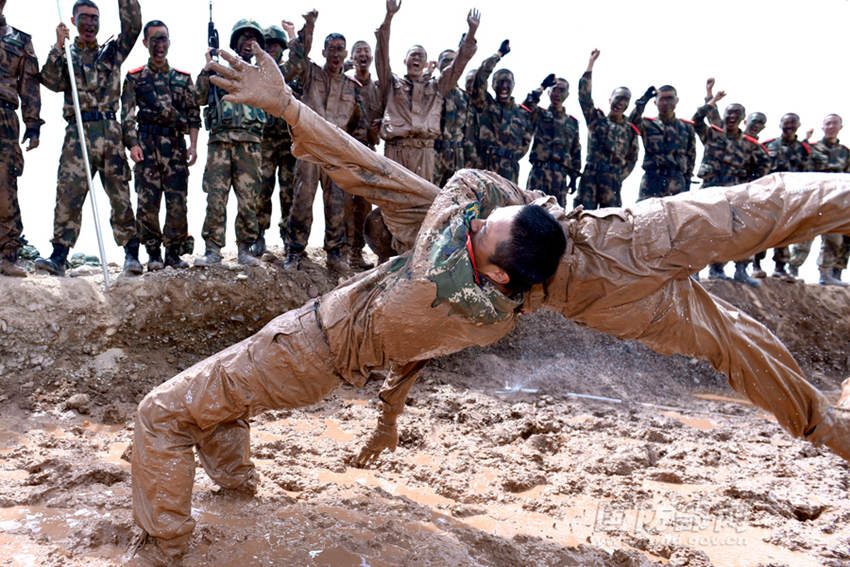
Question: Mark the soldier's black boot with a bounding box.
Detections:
[326,248,349,273]
[146,244,164,272]
[819,267,849,287]
[164,245,188,269]
[772,262,794,282]
[833,267,845,283]
[123,239,144,276]
[733,262,760,288]
[34,243,69,276]
[751,258,766,279]
[0,250,26,277]
[237,242,259,266]
[250,232,266,257]
[284,246,304,270]
[708,263,730,280]
[194,242,222,267]
[788,264,799,279]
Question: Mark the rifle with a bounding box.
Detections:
[208,0,219,59]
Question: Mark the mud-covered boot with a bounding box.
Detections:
[772,262,794,282]
[146,245,164,272]
[733,262,760,287]
[819,267,849,287]
[751,258,766,279]
[348,248,374,271]
[833,268,846,284]
[237,242,259,266]
[122,239,144,276]
[326,248,349,273]
[194,243,222,267]
[788,264,799,279]
[123,530,185,567]
[807,409,850,463]
[0,251,26,277]
[34,243,69,276]
[708,263,730,280]
[284,248,304,270]
[164,245,188,269]
[250,232,266,257]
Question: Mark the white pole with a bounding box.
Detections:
[56,0,111,286]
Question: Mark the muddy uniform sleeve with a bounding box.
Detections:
[120,73,138,149]
[18,36,43,135]
[436,33,477,98]
[578,71,599,127]
[378,360,429,422]
[115,0,142,61]
[692,104,713,143]
[195,69,210,106]
[374,19,393,114]
[40,46,67,93]
[470,52,500,110]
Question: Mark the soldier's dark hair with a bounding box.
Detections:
[143,20,169,41]
[72,0,98,16]
[725,103,745,116]
[406,44,427,59]
[555,77,569,89]
[657,85,677,95]
[825,113,843,125]
[324,33,346,50]
[352,40,371,51]
[438,49,456,70]
[489,205,566,294]
[782,112,801,124]
[610,86,631,99]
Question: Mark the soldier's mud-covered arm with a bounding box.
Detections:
[116,0,142,60]
[19,40,44,137]
[120,75,139,149]
[40,47,68,93]
[374,8,394,110]
[436,11,479,98]
[578,72,596,125]
[470,52,500,109]
[378,360,429,425]
[285,36,310,83]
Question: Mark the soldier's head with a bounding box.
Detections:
[352,41,373,75]
[655,85,678,117]
[492,69,515,103]
[823,114,843,141]
[723,103,745,131]
[780,113,800,141]
[72,0,100,44]
[744,112,767,137]
[142,21,169,65]
[438,49,457,72]
[230,20,265,62]
[323,33,347,74]
[608,87,631,119]
[469,204,566,294]
[404,45,428,78]
[548,78,569,108]
[465,69,476,92]
[263,26,289,63]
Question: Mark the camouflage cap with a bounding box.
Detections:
[264,25,288,49]
[230,19,266,50]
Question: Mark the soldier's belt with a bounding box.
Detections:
[434,140,462,152]
[386,137,435,149]
[644,164,683,175]
[483,144,520,162]
[0,99,17,111]
[138,124,180,138]
[584,162,618,173]
[531,160,568,172]
[69,110,117,123]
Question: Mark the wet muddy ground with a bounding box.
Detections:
[1,250,849,566]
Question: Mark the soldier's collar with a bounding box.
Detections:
[74,37,99,50]
[147,59,170,74]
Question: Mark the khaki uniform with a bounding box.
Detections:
[376,22,475,182]
[40,0,141,248]
[0,17,42,262]
[285,35,362,256]
[575,71,639,209]
[629,101,696,201]
[133,94,850,559]
[121,61,200,250]
[470,53,535,184]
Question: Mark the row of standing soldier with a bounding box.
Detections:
[1,0,849,287]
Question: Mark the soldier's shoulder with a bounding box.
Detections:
[763,137,777,146]
[128,65,146,75]
[170,69,192,84]
[3,26,33,48]
[801,141,813,154]
[742,135,761,145]
[629,122,641,136]
[710,124,723,133]
[679,118,695,126]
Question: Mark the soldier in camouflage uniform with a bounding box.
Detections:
[0,0,42,278]
[806,114,850,286]
[121,20,200,271]
[575,50,639,210]
[194,19,267,268]
[36,0,142,277]
[376,0,478,182]
[433,49,471,188]
[757,113,812,281]
[283,10,362,272]
[693,94,769,286]
[744,111,767,140]
[522,75,581,207]
[462,68,481,170]
[470,40,535,184]
[629,85,696,201]
[253,23,295,259]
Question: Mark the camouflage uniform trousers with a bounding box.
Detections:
[259,135,296,240]
[433,142,464,188]
[817,234,850,271]
[53,120,136,248]
[287,159,346,254]
[575,168,622,209]
[201,141,261,249]
[0,107,23,259]
[637,168,689,201]
[481,153,520,185]
[527,163,569,208]
[755,245,791,268]
[384,139,436,182]
[134,133,189,249]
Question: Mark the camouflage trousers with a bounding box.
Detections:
[818,234,850,270]
[433,142,464,188]
[527,163,568,208]
[134,133,189,249]
[0,108,23,258]
[344,193,371,254]
[259,134,296,238]
[482,153,520,184]
[201,141,261,249]
[755,246,791,267]
[287,159,345,253]
[575,169,622,209]
[384,138,435,182]
[787,240,812,270]
[52,120,136,247]
[637,168,689,201]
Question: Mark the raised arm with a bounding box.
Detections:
[115,0,142,60]
[470,40,508,109]
[578,49,600,124]
[375,0,400,109]
[436,9,479,97]
[285,10,317,82]
[628,85,656,127]
[40,23,70,93]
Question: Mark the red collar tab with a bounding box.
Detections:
[465,234,482,286]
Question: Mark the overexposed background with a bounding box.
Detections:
[9,0,850,282]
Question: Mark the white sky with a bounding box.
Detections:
[8,0,850,282]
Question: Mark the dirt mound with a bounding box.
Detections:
[1,250,849,566]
